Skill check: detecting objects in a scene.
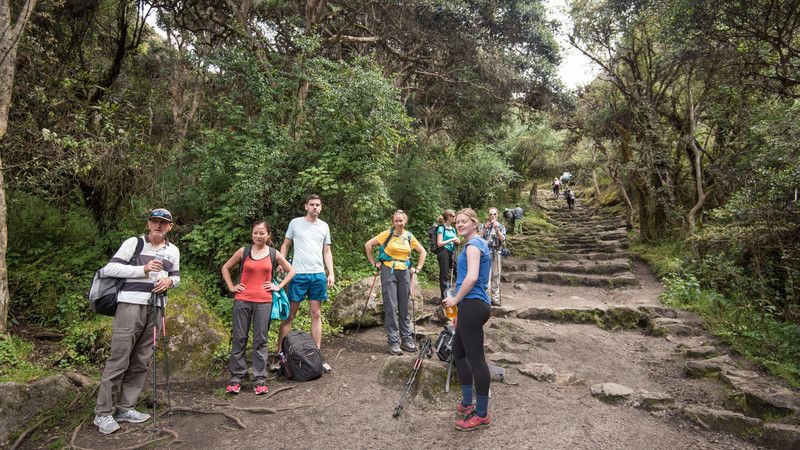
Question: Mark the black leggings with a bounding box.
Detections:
[453,299,491,396]
[436,249,456,298]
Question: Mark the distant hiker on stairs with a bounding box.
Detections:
[434,209,460,300]
[552,177,561,198]
[479,207,506,306]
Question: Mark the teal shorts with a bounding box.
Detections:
[288,273,328,302]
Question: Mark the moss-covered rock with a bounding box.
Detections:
[378,355,455,405]
[329,275,426,328]
[163,286,229,381]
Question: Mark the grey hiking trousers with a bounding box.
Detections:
[380,265,413,346]
[229,301,273,384]
[96,302,155,416]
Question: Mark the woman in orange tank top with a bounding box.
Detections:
[221,220,295,395]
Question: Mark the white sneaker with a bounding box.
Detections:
[114,409,151,423]
[93,415,121,435]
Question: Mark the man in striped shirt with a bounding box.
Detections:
[93,208,180,435]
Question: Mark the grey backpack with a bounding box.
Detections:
[87,237,144,316]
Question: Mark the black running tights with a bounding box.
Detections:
[437,249,455,299]
[452,298,491,396]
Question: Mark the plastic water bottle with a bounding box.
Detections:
[444,287,457,320]
[149,249,166,284]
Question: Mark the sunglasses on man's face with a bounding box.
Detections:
[489,213,497,216]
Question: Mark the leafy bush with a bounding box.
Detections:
[0,335,53,382]
[57,318,113,370]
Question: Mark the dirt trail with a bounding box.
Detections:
[29,192,800,449]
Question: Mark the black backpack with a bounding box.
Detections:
[434,323,455,362]
[280,331,323,381]
[87,237,144,316]
[427,224,441,253]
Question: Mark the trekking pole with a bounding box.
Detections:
[409,269,417,342]
[150,292,159,432]
[336,269,381,358]
[445,355,454,393]
[159,293,172,420]
[392,339,432,418]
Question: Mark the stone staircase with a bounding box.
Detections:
[504,192,637,289]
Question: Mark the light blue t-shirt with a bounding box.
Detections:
[455,236,491,305]
[437,225,457,252]
[285,217,332,274]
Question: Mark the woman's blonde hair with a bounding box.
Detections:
[436,209,455,224]
[456,208,479,227]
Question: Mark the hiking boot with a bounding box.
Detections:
[226,383,241,394]
[454,412,491,431]
[388,344,403,356]
[93,415,121,435]
[490,299,501,306]
[456,402,476,417]
[254,383,269,395]
[114,409,150,423]
[400,341,417,352]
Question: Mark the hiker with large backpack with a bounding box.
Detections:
[478,207,506,306]
[364,209,427,355]
[441,208,493,431]
[221,220,296,395]
[93,208,180,435]
[433,209,460,299]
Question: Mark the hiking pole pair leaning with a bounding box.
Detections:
[149,289,172,431]
[392,339,432,418]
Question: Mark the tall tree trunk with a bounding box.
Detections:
[685,68,707,235]
[590,145,601,202]
[0,0,38,335]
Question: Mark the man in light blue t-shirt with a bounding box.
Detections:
[277,194,335,355]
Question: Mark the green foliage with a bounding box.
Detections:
[56,318,113,370]
[629,237,689,278]
[661,274,800,387]
[446,143,517,208]
[0,335,53,382]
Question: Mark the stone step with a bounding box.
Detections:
[548,251,630,261]
[505,259,631,275]
[558,242,629,253]
[503,271,639,287]
[510,305,656,329]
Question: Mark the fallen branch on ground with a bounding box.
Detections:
[169,406,246,429]
[264,385,295,399]
[10,417,47,450]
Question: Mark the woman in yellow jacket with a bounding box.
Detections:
[364,210,427,355]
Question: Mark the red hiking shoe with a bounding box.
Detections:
[454,412,491,431]
[456,402,475,417]
[226,383,241,395]
[254,383,269,395]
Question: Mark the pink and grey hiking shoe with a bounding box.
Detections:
[456,402,475,417]
[254,383,269,395]
[226,383,241,395]
[454,412,491,431]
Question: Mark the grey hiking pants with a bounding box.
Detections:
[487,251,502,305]
[96,302,155,416]
[380,265,413,346]
[229,301,273,384]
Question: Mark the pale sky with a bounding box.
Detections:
[545,0,599,89]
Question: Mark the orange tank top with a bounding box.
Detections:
[234,251,273,303]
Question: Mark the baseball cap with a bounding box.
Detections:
[149,208,173,222]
